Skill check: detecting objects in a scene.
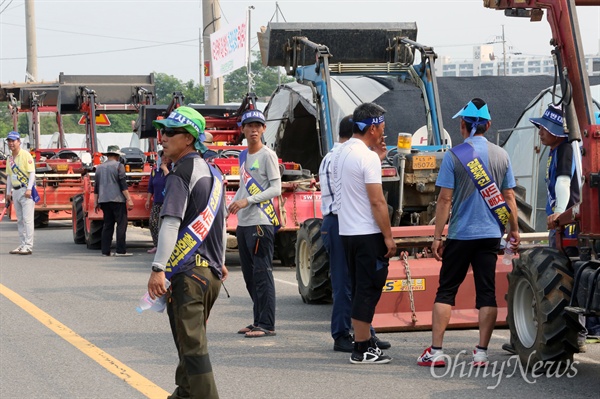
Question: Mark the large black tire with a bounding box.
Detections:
[295,218,331,304]
[34,211,49,228]
[507,247,579,367]
[84,217,103,250]
[72,195,85,244]
[275,231,297,267]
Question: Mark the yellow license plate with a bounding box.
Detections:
[382,278,426,292]
[231,165,239,175]
[413,155,436,170]
[57,164,68,171]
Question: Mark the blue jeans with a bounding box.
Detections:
[237,225,276,331]
[321,214,376,339]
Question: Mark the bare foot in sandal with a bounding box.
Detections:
[245,326,276,338]
[237,324,255,334]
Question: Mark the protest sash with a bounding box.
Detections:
[164,164,223,280]
[9,157,40,203]
[239,149,281,231]
[450,143,511,232]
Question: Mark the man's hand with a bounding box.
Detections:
[145,199,151,210]
[127,199,134,210]
[227,198,249,215]
[547,213,560,230]
[431,240,444,261]
[221,265,229,281]
[5,194,12,204]
[24,189,32,199]
[147,270,167,300]
[372,135,388,161]
[384,236,397,258]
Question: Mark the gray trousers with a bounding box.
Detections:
[12,187,34,250]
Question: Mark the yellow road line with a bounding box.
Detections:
[0,283,169,399]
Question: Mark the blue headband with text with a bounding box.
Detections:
[355,115,385,131]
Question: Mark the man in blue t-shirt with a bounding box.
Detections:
[417,98,520,368]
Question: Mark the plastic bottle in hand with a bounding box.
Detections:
[502,238,516,265]
[136,280,171,313]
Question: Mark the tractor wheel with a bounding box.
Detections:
[507,246,579,367]
[34,211,49,228]
[295,218,331,304]
[84,215,102,250]
[72,195,85,244]
[275,231,297,267]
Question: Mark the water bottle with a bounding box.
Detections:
[136,280,171,313]
[502,238,516,265]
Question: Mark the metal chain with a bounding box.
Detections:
[292,189,298,226]
[401,251,418,323]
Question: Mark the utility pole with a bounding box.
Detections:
[502,24,507,76]
[202,0,223,105]
[247,6,255,94]
[25,0,38,82]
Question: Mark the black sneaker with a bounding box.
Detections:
[349,346,391,364]
[501,342,516,355]
[334,334,354,353]
[372,335,391,349]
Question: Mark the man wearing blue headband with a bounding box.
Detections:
[419,98,519,368]
[331,102,396,364]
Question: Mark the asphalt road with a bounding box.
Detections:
[1,220,599,399]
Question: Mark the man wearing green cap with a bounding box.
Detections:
[418,98,520,368]
[147,106,227,399]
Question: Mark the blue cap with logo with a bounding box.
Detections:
[6,131,20,141]
[240,110,266,125]
[529,104,567,138]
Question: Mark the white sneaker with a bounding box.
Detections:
[472,348,489,367]
[350,346,392,364]
[9,246,24,254]
[417,346,446,367]
[114,252,133,257]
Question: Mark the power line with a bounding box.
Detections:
[0,38,198,61]
[0,0,15,15]
[0,21,197,47]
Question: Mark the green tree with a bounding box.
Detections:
[224,52,293,102]
[153,72,204,105]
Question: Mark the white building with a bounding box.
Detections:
[437,45,600,77]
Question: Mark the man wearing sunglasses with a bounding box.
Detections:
[148,106,228,399]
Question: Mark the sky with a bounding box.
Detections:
[0,0,599,85]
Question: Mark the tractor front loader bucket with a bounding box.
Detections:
[258,22,418,67]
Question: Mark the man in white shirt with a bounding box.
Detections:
[331,103,396,364]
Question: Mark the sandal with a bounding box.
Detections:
[245,326,276,338]
[237,324,255,334]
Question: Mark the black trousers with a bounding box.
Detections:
[100,202,128,255]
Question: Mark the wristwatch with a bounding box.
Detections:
[151,265,164,273]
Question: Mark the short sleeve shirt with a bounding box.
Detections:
[232,146,281,226]
[94,160,127,203]
[332,138,382,236]
[160,153,226,278]
[7,149,35,187]
[436,136,516,240]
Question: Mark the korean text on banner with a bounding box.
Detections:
[210,18,248,79]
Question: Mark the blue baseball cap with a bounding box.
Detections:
[240,110,266,125]
[529,104,566,137]
[6,131,20,141]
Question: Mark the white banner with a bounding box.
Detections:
[209,17,248,78]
